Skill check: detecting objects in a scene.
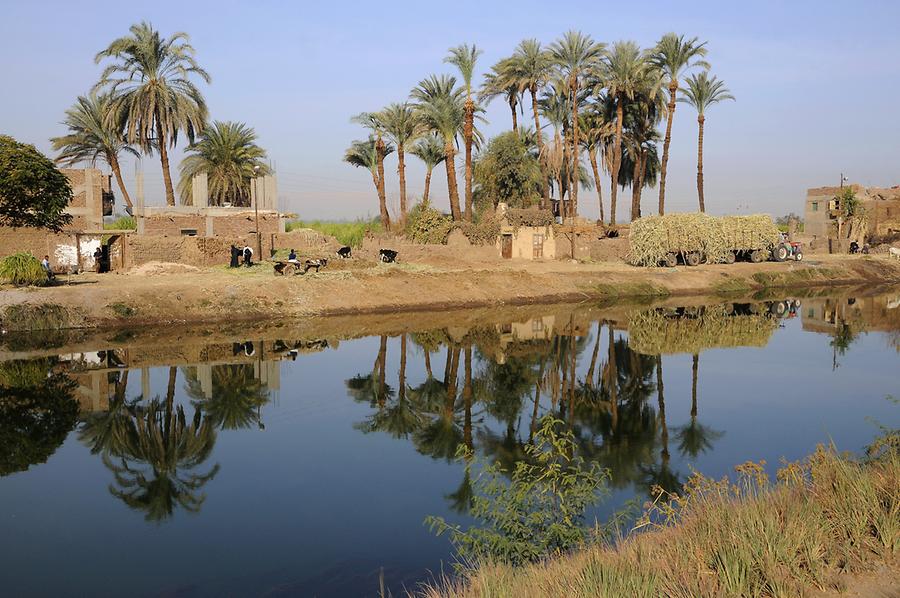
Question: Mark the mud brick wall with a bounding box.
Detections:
[126,234,276,268]
[138,212,281,238]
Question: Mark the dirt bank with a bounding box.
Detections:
[2,254,900,332]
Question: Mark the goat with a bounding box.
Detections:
[336,246,352,259]
[379,249,398,263]
[303,258,328,273]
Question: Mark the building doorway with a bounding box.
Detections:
[501,234,513,259]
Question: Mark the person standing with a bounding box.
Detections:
[93,247,103,273]
[229,244,240,268]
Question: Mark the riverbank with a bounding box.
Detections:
[421,445,900,598]
[2,254,900,332]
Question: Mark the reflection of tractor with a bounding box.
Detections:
[769,299,801,318]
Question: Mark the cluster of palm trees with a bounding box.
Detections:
[346,317,722,508]
[348,31,734,228]
[51,22,269,210]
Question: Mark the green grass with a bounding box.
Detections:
[104,215,136,230]
[0,252,49,287]
[590,281,671,301]
[285,218,380,248]
[422,444,899,598]
[108,302,137,318]
[1,302,72,331]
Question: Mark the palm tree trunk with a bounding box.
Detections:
[610,97,624,226]
[607,325,618,430]
[697,114,706,213]
[531,85,551,208]
[377,335,388,406]
[509,95,518,133]
[397,145,408,226]
[631,152,643,221]
[463,347,473,450]
[656,358,669,464]
[588,147,604,223]
[658,82,678,216]
[463,98,475,222]
[691,353,699,417]
[529,360,544,443]
[156,121,176,206]
[165,366,177,443]
[586,321,601,387]
[108,152,133,210]
[570,78,580,218]
[399,334,407,403]
[375,135,391,229]
[444,140,461,221]
[424,349,433,378]
[423,167,433,204]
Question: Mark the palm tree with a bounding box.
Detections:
[378,103,423,225]
[411,75,465,220]
[580,105,613,223]
[352,112,393,228]
[480,66,520,132]
[176,121,269,206]
[51,93,140,211]
[343,136,396,221]
[622,84,664,220]
[409,135,445,203]
[678,72,734,212]
[675,353,724,459]
[183,364,270,430]
[445,45,483,222]
[650,34,709,215]
[95,21,210,206]
[599,41,656,225]
[550,31,606,218]
[506,39,554,207]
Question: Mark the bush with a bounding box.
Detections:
[405,201,454,244]
[456,211,501,246]
[0,253,49,286]
[474,132,542,209]
[505,207,555,229]
[105,215,136,230]
[285,218,379,248]
[425,416,610,567]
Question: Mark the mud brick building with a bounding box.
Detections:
[804,184,900,241]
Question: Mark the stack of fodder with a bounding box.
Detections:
[627,305,779,355]
[720,214,781,254]
[629,213,728,266]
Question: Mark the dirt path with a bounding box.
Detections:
[2,254,900,331]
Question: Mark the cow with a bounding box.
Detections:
[303,258,328,273]
[379,249,398,263]
[336,246,352,259]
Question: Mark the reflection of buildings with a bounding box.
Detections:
[801,293,900,334]
[50,340,305,413]
[493,315,592,363]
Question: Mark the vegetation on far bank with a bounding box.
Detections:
[285,218,381,248]
[422,439,899,598]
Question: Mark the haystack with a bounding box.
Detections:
[720,215,781,253]
[628,306,778,355]
[629,213,728,266]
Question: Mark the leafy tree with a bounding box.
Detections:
[426,416,609,567]
[445,44,483,222]
[678,71,734,212]
[343,136,395,222]
[51,92,140,210]
[650,34,710,215]
[409,135,446,203]
[177,121,270,207]
[474,132,541,209]
[95,21,210,206]
[0,135,73,231]
[0,359,79,477]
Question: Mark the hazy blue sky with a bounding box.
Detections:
[2,0,898,221]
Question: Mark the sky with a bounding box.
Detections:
[2,0,899,222]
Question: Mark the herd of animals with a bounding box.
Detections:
[273,246,398,276]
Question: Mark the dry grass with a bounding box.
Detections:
[629,213,729,266]
[419,446,899,598]
[721,215,782,253]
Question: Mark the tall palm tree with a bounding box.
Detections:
[678,72,734,213]
[411,75,466,220]
[622,84,664,220]
[445,45,483,222]
[51,93,140,211]
[409,135,445,204]
[550,31,606,218]
[378,103,423,225]
[650,34,709,215]
[95,21,210,206]
[480,66,520,132]
[176,121,269,206]
[506,39,554,207]
[183,364,270,430]
[599,41,656,225]
[352,112,393,228]
[580,105,613,223]
[343,136,396,222]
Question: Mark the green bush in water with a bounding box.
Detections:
[0,252,49,286]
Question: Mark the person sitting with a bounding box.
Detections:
[288,249,297,262]
[41,255,54,281]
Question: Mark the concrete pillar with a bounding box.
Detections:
[197,364,213,399]
[192,173,209,207]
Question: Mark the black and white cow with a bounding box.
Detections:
[336,246,352,259]
[379,249,398,263]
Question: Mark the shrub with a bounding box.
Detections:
[425,416,610,567]
[0,135,73,232]
[0,252,49,286]
[505,207,555,229]
[105,215,136,230]
[406,201,453,244]
[474,132,542,209]
[456,211,501,246]
[285,218,379,248]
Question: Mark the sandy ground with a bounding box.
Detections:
[2,253,900,331]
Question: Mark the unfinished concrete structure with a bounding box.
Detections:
[804,184,900,241]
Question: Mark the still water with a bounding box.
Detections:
[1,289,899,597]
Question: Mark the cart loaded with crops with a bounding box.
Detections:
[630,213,798,267]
